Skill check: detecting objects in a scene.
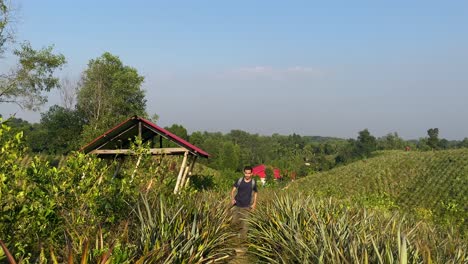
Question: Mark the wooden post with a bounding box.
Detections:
[112,158,124,180]
[184,156,197,188]
[131,155,142,182]
[180,155,196,189]
[138,121,142,138]
[174,151,189,194]
[180,165,190,190]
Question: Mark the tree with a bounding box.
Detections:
[219,141,240,171]
[202,137,223,169]
[438,138,449,149]
[289,133,305,150]
[0,115,39,151]
[378,132,405,150]
[165,124,189,141]
[149,113,159,124]
[59,77,78,110]
[77,52,146,142]
[335,139,356,164]
[0,0,13,54]
[2,115,32,133]
[323,142,337,155]
[228,129,251,146]
[163,124,189,148]
[189,131,204,146]
[1,2,66,110]
[427,128,439,150]
[355,129,376,158]
[228,129,257,166]
[29,105,84,154]
[459,138,468,148]
[417,137,431,151]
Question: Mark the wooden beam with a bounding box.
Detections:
[142,124,171,141]
[94,124,137,150]
[143,123,194,154]
[174,151,189,194]
[90,147,188,155]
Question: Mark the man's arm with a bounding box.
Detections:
[230,186,237,205]
[251,191,258,210]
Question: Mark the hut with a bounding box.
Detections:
[80,116,209,194]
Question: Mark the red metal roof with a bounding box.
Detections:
[80,116,209,158]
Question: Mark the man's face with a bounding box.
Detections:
[244,169,253,180]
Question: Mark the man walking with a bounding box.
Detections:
[230,166,258,240]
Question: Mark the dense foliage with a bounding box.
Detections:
[0,120,237,262]
[1,120,467,263]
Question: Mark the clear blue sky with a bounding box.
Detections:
[1,0,468,139]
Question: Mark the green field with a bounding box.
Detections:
[288,149,468,230]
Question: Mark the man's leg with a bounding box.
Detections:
[239,207,250,240]
[231,206,243,244]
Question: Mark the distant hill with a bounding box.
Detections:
[289,149,468,229]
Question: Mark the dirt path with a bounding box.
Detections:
[227,248,254,264]
[226,207,257,263]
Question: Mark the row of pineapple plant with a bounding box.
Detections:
[2,190,467,263]
[288,149,468,231]
[247,192,467,263]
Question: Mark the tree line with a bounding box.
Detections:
[5,113,468,176]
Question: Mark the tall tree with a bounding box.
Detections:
[59,77,78,110]
[77,52,146,142]
[0,0,13,54]
[355,129,376,158]
[0,1,66,110]
[427,128,439,150]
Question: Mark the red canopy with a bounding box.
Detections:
[273,168,281,179]
[252,164,266,178]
